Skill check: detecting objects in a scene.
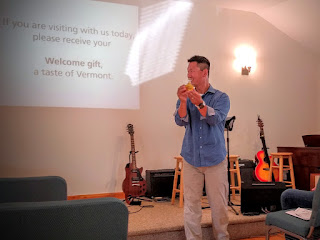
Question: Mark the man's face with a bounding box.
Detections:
[187,61,204,87]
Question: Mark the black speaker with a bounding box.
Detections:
[145,169,176,198]
[238,159,255,184]
[241,182,286,214]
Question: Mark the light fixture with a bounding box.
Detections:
[241,66,251,75]
[233,45,256,75]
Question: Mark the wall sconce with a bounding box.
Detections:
[242,66,251,75]
[233,45,256,75]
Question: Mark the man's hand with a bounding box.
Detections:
[177,85,188,103]
[187,89,202,106]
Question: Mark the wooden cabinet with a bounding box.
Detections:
[277,147,320,190]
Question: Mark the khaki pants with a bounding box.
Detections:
[183,159,229,240]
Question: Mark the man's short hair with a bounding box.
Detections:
[188,55,210,76]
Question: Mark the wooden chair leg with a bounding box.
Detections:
[172,157,184,207]
[235,159,241,196]
[288,156,296,189]
[230,164,236,200]
[279,156,284,181]
[171,168,179,205]
[268,157,275,182]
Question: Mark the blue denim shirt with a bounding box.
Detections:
[175,85,230,167]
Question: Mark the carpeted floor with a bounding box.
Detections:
[126,196,269,240]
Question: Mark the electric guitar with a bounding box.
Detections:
[254,116,279,182]
[122,124,147,204]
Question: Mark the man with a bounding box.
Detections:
[174,55,230,240]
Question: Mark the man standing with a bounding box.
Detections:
[174,55,230,240]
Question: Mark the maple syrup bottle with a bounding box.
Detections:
[185,80,194,91]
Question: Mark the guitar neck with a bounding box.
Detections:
[130,135,137,169]
[260,136,270,163]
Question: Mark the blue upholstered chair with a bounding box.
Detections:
[0,176,67,203]
[0,176,129,240]
[265,179,320,239]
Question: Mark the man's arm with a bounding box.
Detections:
[174,85,189,126]
[178,101,187,118]
[204,93,230,126]
[177,85,188,118]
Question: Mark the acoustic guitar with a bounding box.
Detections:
[122,124,147,204]
[254,116,279,182]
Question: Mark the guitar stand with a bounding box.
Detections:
[127,197,142,205]
[225,116,239,215]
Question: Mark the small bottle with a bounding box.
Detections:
[185,80,194,91]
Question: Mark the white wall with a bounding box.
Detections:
[0,1,319,195]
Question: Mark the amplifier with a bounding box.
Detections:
[238,159,256,184]
[241,182,286,214]
[145,169,176,198]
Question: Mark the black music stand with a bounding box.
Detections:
[225,116,239,215]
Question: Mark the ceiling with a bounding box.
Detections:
[214,0,320,58]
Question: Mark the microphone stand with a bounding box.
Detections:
[225,116,239,215]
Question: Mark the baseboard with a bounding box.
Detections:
[68,192,125,200]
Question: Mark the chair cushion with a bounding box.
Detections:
[266,209,311,237]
